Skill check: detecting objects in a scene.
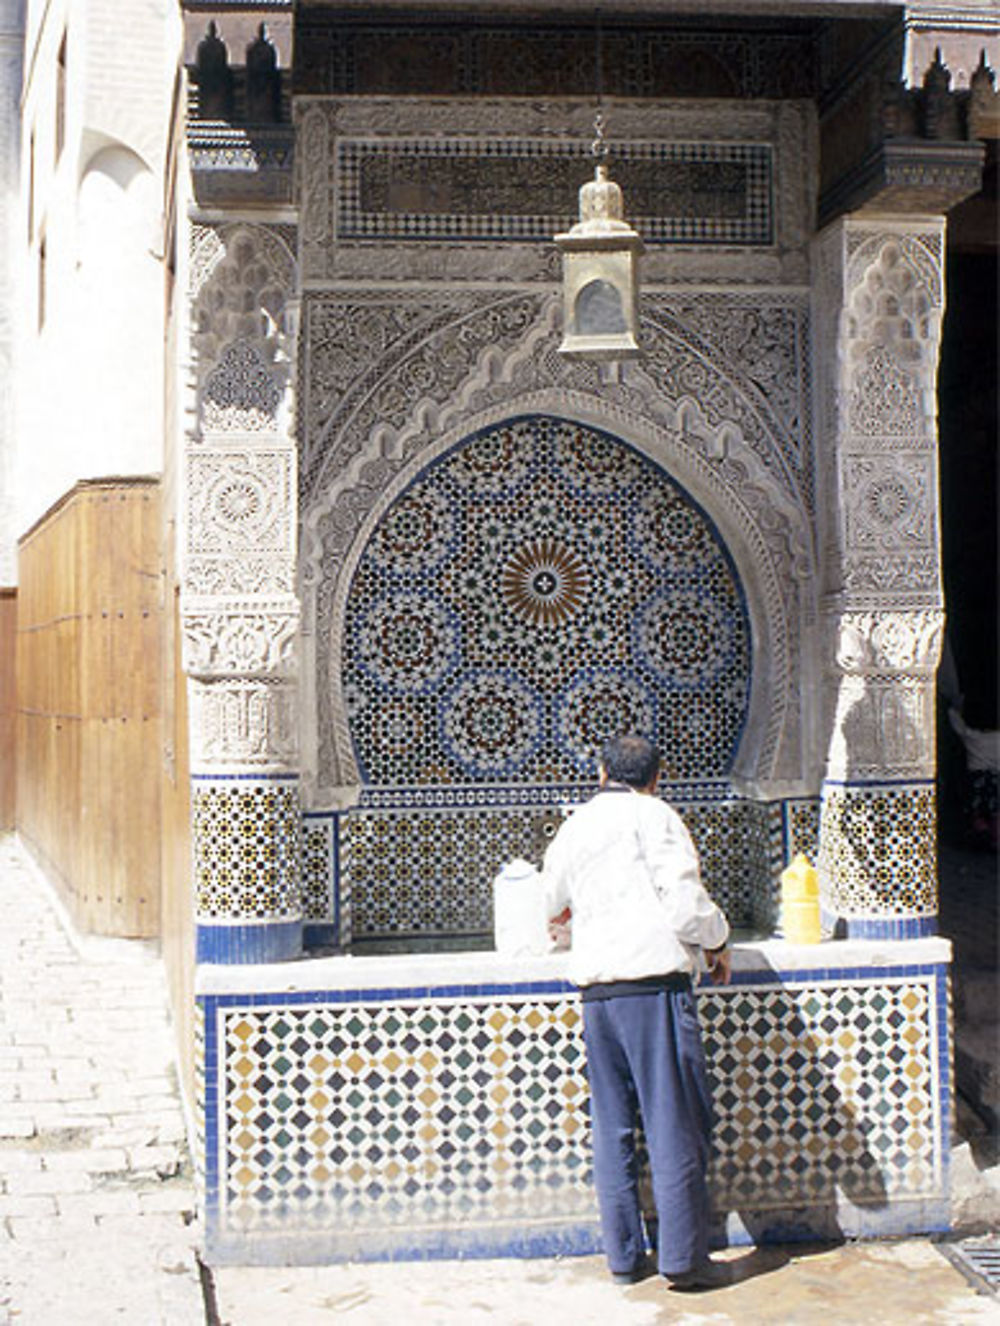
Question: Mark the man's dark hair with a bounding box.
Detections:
[600,735,661,789]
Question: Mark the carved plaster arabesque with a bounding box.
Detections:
[186,556,296,598]
[188,449,294,555]
[183,600,299,680]
[301,290,816,804]
[824,607,943,781]
[834,608,944,676]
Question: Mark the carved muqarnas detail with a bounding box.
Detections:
[193,225,296,437]
[846,239,940,440]
[203,340,282,432]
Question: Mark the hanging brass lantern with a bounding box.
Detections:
[555,160,644,362]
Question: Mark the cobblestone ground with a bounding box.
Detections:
[0,834,204,1324]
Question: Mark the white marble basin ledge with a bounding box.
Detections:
[196,935,952,996]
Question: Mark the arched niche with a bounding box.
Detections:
[78,143,157,264]
[72,143,162,477]
[305,387,807,808]
[340,414,751,789]
[306,406,809,949]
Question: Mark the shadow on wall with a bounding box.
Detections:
[696,964,892,1247]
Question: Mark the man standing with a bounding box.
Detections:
[543,734,731,1289]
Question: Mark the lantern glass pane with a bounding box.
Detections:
[574,279,626,335]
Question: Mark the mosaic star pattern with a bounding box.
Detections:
[342,807,542,943]
[203,968,948,1252]
[304,797,827,949]
[344,416,751,786]
[302,815,336,925]
[193,778,301,920]
[818,782,936,918]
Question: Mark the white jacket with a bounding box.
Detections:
[542,786,729,987]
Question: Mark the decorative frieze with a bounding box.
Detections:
[295,99,814,288]
[834,609,944,677]
[182,598,299,679]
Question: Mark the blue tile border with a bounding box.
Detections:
[821,777,936,789]
[196,919,304,964]
[197,962,950,1010]
[844,916,938,940]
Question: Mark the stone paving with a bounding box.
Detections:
[0,834,204,1323]
[211,1239,1000,1325]
[0,829,997,1325]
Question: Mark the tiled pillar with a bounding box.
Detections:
[813,218,946,938]
[183,223,302,963]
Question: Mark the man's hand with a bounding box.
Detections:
[705,945,731,986]
[548,906,572,952]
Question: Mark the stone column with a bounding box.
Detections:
[813,217,946,938]
[183,223,302,963]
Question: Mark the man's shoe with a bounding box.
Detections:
[610,1257,655,1285]
[663,1259,732,1291]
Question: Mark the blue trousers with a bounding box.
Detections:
[582,987,714,1277]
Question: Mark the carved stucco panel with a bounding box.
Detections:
[182,600,300,680]
[823,606,944,782]
[813,219,946,623]
[187,449,295,555]
[825,674,937,782]
[183,221,303,769]
[843,454,935,554]
[189,677,300,770]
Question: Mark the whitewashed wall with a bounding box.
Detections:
[13,0,178,541]
[0,0,24,582]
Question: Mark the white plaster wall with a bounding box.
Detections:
[13,0,176,543]
[0,0,24,583]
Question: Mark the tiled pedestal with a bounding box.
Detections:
[196,939,952,1264]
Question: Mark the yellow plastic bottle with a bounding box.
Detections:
[780,853,822,943]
